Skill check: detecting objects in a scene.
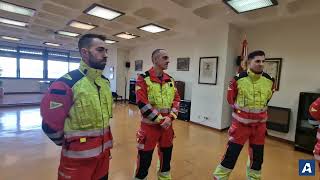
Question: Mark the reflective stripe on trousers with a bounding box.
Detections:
[62,140,113,158]
[232,112,267,124]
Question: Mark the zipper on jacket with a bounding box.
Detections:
[160,78,163,107]
[95,82,104,154]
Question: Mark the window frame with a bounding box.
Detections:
[0,45,81,80]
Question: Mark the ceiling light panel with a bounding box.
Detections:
[68,20,97,30]
[114,32,138,40]
[1,35,21,41]
[0,17,28,27]
[223,0,278,13]
[56,30,80,37]
[138,24,168,33]
[0,1,35,16]
[44,42,61,47]
[105,39,117,44]
[84,4,124,21]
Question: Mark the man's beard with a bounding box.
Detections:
[88,52,106,70]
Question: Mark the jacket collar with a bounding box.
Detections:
[79,60,103,81]
[247,69,262,82]
[148,67,171,83]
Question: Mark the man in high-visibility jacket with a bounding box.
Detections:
[134,49,180,180]
[40,34,113,180]
[213,50,275,180]
[309,98,320,168]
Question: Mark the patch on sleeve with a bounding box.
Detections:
[62,74,72,80]
[49,101,63,109]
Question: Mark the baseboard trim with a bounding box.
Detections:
[188,121,229,132]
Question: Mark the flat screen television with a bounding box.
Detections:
[267,106,291,133]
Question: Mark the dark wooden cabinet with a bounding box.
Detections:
[129,80,136,104]
[294,92,320,153]
[178,100,191,121]
[175,81,185,100]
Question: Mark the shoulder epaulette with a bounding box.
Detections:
[262,72,274,81]
[234,71,248,81]
[140,71,150,78]
[56,69,84,88]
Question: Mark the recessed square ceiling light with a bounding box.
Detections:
[68,20,97,30]
[223,0,278,13]
[84,3,124,21]
[56,30,80,37]
[105,39,117,44]
[0,17,28,27]
[44,42,61,47]
[138,24,169,33]
[114,32,139,40]
[0,1,35,16]
[1,35,21,41]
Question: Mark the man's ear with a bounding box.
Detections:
[80,48,88,58]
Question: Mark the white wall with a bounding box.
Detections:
[128,22,237,130]
[103,46,117,92]
[116,48,130,98]
[244,14,320,141]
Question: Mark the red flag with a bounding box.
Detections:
[237,37,248,73]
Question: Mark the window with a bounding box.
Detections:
[48,60,69,79]
[0,56,17,77]
[69,62,80,71]
[20,58,43,78]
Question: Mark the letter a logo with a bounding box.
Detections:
[299,160,315,176]
[302,163,312,173]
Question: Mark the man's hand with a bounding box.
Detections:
[160,117,172,129]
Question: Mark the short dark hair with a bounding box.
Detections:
[78,34,106,52]
[151,49,165,60]
[248,50,265,60]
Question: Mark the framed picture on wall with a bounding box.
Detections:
[135,60,143,71]
[198,56,218,85]
[264,58,282,91]
[177,57,190,71]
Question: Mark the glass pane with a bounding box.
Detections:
[69,62,79,72]
[48,60,68,79]
[0,56,17,77]
[20,58,43,78]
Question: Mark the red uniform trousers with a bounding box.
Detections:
[220,119,266,171]
[135,122,174,179]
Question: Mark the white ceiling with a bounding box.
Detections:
[0,0,319,50]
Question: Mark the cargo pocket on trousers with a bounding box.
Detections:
[136,129,146,150]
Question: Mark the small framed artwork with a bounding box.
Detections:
[264,58,282,91]
[198,56,218,85]
[177,57,190,71]
[135,60,143,71]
